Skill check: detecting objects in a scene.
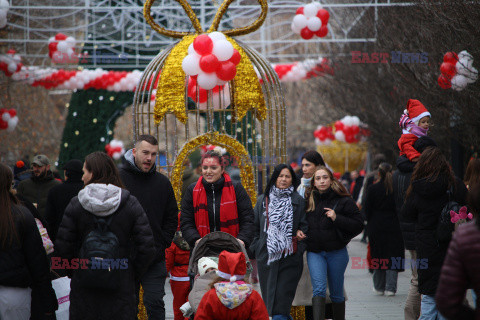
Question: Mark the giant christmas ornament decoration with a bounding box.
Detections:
[291,2,330,39]
[438,50,478,91]
[105,139,125,160]
[48,33,77,63]
[0,49,22,77]
[0,108,19,132]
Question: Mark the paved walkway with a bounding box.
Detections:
[164,235,468,319]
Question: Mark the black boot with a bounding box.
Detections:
[312,296,325,320]
[332,301,345,320]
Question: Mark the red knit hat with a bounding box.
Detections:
[216,250,246,282]
[405,99,431,124]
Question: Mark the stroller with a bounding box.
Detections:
[186,231,252,314]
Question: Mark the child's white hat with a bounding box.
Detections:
[198,257,218,276]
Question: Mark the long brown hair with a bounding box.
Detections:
[306,166,350,212]
[378,162,393,195]
[406,147,454,199]
[84,152,125,188]
[464,158,480,190]
[0,163,19,249]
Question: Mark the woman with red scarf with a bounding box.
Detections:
[180,150,254,249]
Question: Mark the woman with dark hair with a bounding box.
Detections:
[55,152,156,320]
[436,184,480,318]
[298,150,326,198]
[305,166,364,320]
[0,163,57,319]
[181,150,254,248]
[365,162,404,296]
[402,147,467,320]
[464,157,480,190]
[250,164,307,320]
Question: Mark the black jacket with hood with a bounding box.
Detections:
[180,175,255,248]
[402,174,467,295]
[119,149,178,262]
[55,184,155,320]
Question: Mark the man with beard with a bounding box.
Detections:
[119,134,178,320]
[17,154,61,219]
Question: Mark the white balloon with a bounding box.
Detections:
[458,50,473,61]
[313,1,322,9]
[293,14,308,29]
[7,62,16,73]
[291,22,302,34]
[0,0,9,9]
[9,116,18,126]
[208,31,226,42]
[113,83,121,91]
[57,41,70,53]
[113,152,121,160]
[335,131,345,142]
[182,54,201,75]
[52,51,64,63]
[66,36,76,47]
[304,3,318,18]
[466,67,478,84]
[48,37,55,43]
[324,138,332,146]
[451,75,468,91]
[187,43,195,55]
[2,112,10,121]
[212,40,234,61]
[216,78,227,86]
[197,73,218,90]
[352,116,360,126]
[0,9,6,20]
[306,17,321,31]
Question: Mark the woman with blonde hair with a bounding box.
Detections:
[305,166,363,320]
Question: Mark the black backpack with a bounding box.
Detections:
[77,214,123,291]
[436,188,461,244]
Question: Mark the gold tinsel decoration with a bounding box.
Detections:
[290,306,306,320]
[171,132,257,208]
[317,140,368,173]
[144,0,268,124]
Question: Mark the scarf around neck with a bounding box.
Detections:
[297,176,312,198]
[192,173,239,238]
[265,185,294,265]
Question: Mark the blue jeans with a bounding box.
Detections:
[272,315,293,320]
[135,260,167,320]
[307,247,349,303]
[419,295,446,320]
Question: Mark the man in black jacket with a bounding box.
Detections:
[45,159,84,242]
[119,134,178,320]
[393,136,436,320]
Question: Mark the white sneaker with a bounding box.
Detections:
[373,288,384,295]
[385,291,395,296]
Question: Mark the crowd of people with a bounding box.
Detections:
[1,100,480,320]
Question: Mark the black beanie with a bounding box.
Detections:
[302,150,326,167]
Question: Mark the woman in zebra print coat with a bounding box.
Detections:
[250,164,308,320]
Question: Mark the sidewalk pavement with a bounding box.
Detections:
[164,235,466,319]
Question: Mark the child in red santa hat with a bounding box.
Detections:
[194,250,269,320]
[165,214,191,320]
[398,99,431,162]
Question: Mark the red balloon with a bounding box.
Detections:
[55,33,67,41]
[0,120,7,130]
[199,54,220,73]
[8,109,16,117]
[443,52,458,64]
[229,50,241,65]
[48,42,58,52]
[16,63,23,73]
[193,34,213,55]
[296,7,304,15]
[0,61,7,72]
[345,134,354,143]
[315,26,328,38]
[437,74,452,89]
[318,132,326,140]
[216,61,237,81]
[300,27,314,40]
[105,145,111,152]
[352,125,360,135]
[344,126,353,136]
[334,120,344,131]
[440,62,456,78]
[316,9,330,24]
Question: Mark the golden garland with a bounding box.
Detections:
[290,306,306,320]
[171,132,257,209]
[317,141,368,173]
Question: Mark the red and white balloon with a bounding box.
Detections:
[105,139,125,160]
[314,125,334,145]
[182,32,241,90]
[0,108,19,132]
[0,49,22,77]
[48,33,77,63]
[291,2,330,40]
[187,76,231,109]
[334,116,362,144]
[438,50,478,91]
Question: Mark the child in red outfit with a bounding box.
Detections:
[165,231,191,320]
[194,251,269,320]
[398,99,431,161]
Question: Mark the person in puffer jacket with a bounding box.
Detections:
[194,251,268,320]
[55,152,155,320]
[436,184,480,319]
